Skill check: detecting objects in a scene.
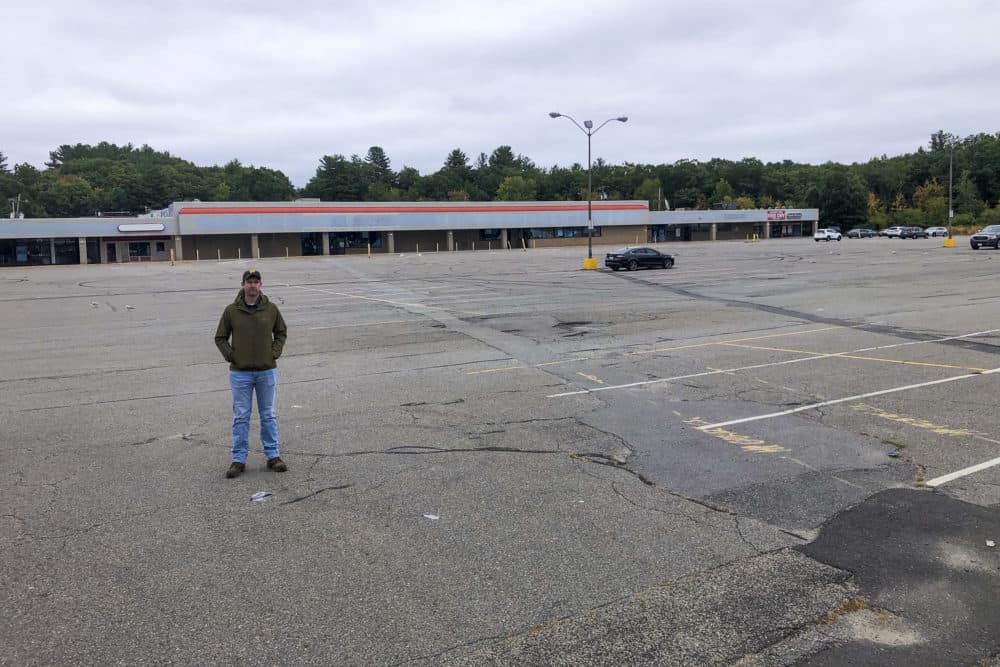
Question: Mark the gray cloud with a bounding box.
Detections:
[4,0,998,186]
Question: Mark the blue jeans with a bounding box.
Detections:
[229,369,280,464]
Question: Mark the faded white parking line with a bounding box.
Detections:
[696,368,1000,431]
[547,328,1000,398]
[925,457,1000,487]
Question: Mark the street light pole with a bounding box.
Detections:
[948,141,954,238]
[549,112,628,267]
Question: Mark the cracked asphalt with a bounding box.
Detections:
[2,238,998,665]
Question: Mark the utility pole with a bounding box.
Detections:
[8,194,22,219]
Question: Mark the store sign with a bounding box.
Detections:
[767,210,786,221]
[118,223,165,232]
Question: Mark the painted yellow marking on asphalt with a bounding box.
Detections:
[627,326,844,357]
[293,284,484,316]
[576,372,604,384]
[467,326,843,375]
[696,367,1000,431]
[718,342,988,372]
[852,404,1000,444]
[684,417,790,453]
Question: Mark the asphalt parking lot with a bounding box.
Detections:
[2,236,998,665]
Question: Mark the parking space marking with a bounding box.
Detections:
[469,326,842,375]
[852,404,999,441]
[684,417,790,454]
[719,342,989,372]
[926,457,1000,487]
[548,329,1000,398]
[851,404,1000,488]
[695,368,1000,431]
[292,284,485,316]
[576,372,604,384]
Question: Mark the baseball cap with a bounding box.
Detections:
[242,269,262,282]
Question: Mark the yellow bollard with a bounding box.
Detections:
[169,248,175,266]
[196,249,200,261]
[521,238,527,251]
[368,243,372,258]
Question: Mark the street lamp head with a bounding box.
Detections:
[616,116,628,123]
[584,120,593,129]
[548,112,561,118]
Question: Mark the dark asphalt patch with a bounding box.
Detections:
[797,488,1000,666]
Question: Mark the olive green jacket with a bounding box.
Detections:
[214,290,287,371]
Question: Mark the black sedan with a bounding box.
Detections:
[970,225,1000,249]
[605,247,675,271]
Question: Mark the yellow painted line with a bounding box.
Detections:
[576,372,604,384]
[696,367,1000,431]
[684,417,790,454]
[627,326,844,356]
[852,404,1000,444]
[718,342,988,372]
[467,326,843,375]
[293,284,485,316]
[467,356,593,376]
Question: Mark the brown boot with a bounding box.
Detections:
[225,462,246,478]
[266,456,288,472]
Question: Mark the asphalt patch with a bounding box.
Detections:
[797,488,1000,666]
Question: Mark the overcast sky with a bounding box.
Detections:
[4,0,998,187]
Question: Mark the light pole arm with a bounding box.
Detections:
[551,113,588,136]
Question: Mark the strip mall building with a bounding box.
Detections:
[0,200,819,265]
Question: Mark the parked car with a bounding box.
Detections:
[604,247,675,271]
[813,228,842,242]
[900,226,928,239]
[882,226,904,238]
[846,228,877,238]
[970,225,1000,249]
[926,226,948,237]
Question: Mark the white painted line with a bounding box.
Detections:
[547,328,1000,398]
[925,456,1000,487]
[697,368,1000,431]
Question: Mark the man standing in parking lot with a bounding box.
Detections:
[214,269,289,478]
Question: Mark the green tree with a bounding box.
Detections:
[811,165,868,228]
[913,178,947,224]
[35,174,98,217]
[496,175,537,201]
[633,178,662,209]
[710,178,734,203]
[301,155,365,201]
[955,171,984,216]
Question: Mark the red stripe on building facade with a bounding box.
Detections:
[178,204,648,215]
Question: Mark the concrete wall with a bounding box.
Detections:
[394,230,450,253]
[258,233,302,258]
[716,223,760,240]
[530,225,647,248]
[181,235,253,261]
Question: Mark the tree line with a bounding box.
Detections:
[2,130,999,230]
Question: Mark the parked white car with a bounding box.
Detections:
[926,226,948,237]
[814,228,842,242]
